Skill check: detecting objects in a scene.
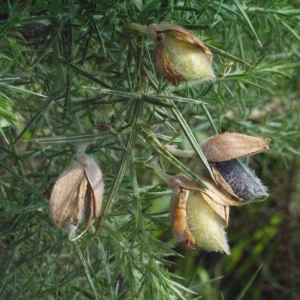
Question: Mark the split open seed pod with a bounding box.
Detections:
[170,174,237,255]
[148,23,214,85]
[50,154,104,239]
[201,132,271,202]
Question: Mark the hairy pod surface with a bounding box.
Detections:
[148,23,214,85]
[213,160,268,201]
[168,133,271,253]
[170,174,231,254]
[186,189,230,255]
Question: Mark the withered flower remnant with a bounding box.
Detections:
[170,174,232,255]
[201,132,271,202]
[50,154,104,239]
[166,132,271,254]
[201,132,271,162]
[148,23,214,85]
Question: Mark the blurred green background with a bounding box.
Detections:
[0,1,300,299]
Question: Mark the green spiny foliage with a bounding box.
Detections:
[0,1,299,299]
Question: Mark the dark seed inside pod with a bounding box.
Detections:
[214,159,268,201]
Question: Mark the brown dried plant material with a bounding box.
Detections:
[154,132,270,254]
[148,23,214,85]
[201,132,271,162]
[50,154,104,239]
[170,174,232,255]
[201,132,271,202]
[170,182,195,248]
[166,132,271,254]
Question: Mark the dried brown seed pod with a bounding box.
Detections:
[170,174,232,255]
[201,133,271,202]
[148,23,214,85]
[50,154,104,239]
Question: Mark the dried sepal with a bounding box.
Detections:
[50,157,86,230]
[69,177,88,226]
[173,174,235,224]
[148,23,214,85]
[199,179,240,221]
[201,132,271,162]
[170,174,231,254]
[170,183,195,248]
[50,154,104,239]
[85,159,104,224]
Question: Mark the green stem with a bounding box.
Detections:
[140,126,207,189]
[170,104,215,181]
[151,157,172,184]
[128,22,148,34]
[74,241,99,300]
[98,99,144,228]
[165,146,197,158]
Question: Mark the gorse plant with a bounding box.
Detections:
[0,1,300,299]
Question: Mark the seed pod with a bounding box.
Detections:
[148,23,214,85]
[170,174,232,255]
[50,154,104,239]
[201,133,271,202]
[186,190,230,255]
[213,160,268,202]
